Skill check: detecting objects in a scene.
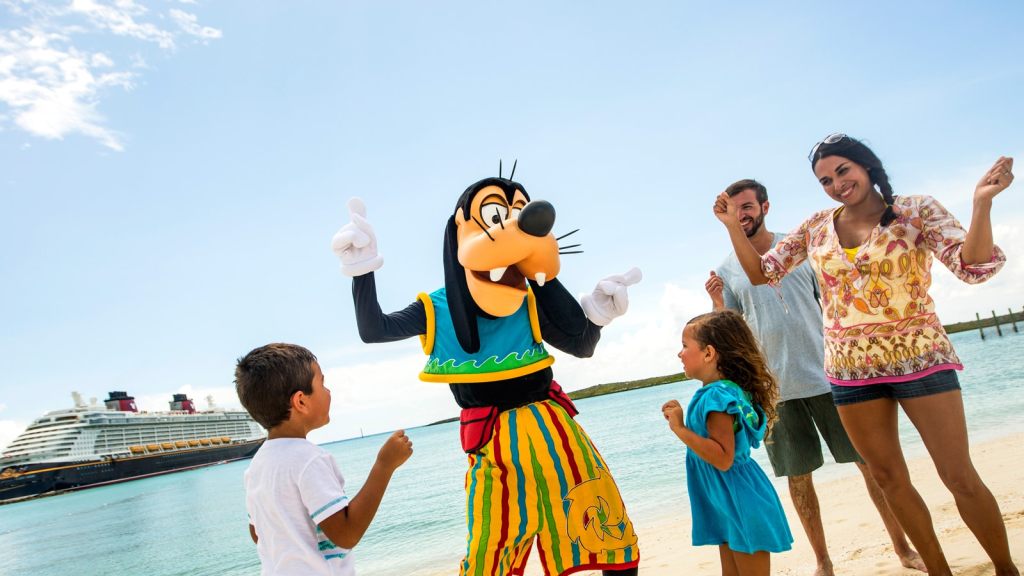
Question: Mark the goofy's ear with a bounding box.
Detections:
[443,214,480,353]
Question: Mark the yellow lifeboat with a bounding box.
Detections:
[210,438,222,445]
[146,444,161,452]
[129,446,145,454]
[161,442,175,450]
[188,439,200,447]
[199,438,211,446]
[174,441,188,448]
[221,436,231,443]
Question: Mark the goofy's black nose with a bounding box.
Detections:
[518,200,555,237]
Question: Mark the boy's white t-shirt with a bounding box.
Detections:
[245,438,355,576]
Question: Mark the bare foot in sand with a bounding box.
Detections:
[813,562,835,576]
[898,549,927,573]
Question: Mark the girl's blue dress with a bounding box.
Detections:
[685,380,793,553]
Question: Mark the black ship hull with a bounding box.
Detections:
[0,439,264,504]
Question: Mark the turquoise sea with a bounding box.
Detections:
[2,330,1022,575]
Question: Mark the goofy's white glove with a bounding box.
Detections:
[331,197,383,277]
[580,267,643,327]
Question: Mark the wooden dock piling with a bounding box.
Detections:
[992,311,1003,337]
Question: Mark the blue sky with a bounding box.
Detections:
[2,0,1022,448]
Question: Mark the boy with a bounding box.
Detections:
[236,343,412,576]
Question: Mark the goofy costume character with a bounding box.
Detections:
[332,175,641,576]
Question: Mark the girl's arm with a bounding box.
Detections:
[963,157,1014,265]
[663,401,736,471]
[713,192,770,285]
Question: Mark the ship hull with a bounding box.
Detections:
[0,439,264,504]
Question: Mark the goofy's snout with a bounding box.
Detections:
[518,200,555,237]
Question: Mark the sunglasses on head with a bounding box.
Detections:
[808,133,848,162]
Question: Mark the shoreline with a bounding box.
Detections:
[427,432,1024,575]
[613,432,1023,575]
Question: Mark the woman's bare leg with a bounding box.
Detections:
[899,390,1019,576]
[836,397,950,575]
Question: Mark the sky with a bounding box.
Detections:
[2,0,1022,448]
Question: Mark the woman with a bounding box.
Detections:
[713,133,1017,576]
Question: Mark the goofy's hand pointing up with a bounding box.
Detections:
[331,198,384,277]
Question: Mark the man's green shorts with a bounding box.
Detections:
[764,392,862,477]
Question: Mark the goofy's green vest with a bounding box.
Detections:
[416,287,553,383]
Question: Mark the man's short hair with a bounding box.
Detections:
[235,343,317,429]
[725,179,768,204]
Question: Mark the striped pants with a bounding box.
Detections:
[460,400,640,576]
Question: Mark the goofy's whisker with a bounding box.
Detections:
[556,229,580,241]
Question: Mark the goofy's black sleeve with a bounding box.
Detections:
[351,273,426,342]
[529,278,602,358]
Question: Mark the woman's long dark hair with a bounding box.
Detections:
[810,135,898,227]
[688,310,778,429]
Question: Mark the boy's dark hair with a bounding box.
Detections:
[724,179,768,204]
[235,343,318,429]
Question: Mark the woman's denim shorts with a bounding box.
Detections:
[831,369,961,406]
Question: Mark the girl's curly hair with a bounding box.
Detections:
[687,309,779,429]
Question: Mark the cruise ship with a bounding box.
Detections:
[0,391,266,504]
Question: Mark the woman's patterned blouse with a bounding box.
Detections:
[762,195,1006,386]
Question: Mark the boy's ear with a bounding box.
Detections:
[290,390,310,415]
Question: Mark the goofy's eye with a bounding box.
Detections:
[480,202,509,226]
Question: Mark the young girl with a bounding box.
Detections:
[713,134,1017,576]
[662,309,792,576]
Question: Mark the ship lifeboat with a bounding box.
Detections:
[221,436,231,443]
[199,439,211,446]
[146,444,161,452]
[174,441,188,448]
[129,446,145,454]
[187,440,200,447]
[161,442,175,450]
[210,438,222,445]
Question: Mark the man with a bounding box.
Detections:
[707,179,925,576]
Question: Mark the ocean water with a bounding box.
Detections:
[1,330,1021,575]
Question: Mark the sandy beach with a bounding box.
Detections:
[524,432,1024,575]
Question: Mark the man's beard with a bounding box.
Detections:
[743,212,765,238]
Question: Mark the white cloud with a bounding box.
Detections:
[70,0,175,49]
[0,419,26,453]
[133,384,244,414]
[312,351,456,443]
[169,8,221,41]
[0,0,221,149]
[90,51,113,67]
